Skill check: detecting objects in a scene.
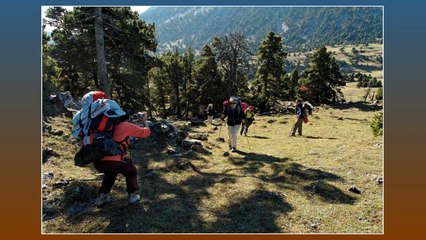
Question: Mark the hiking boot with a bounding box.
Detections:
[95,193,111,207]
[231,147,237,152]
[128,193,141,204]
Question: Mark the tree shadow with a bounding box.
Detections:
[284,163,344,182]
[340,117,370,123]
[206,189,293,233]
[232,150,290,164]
[101,174,216,233]
[247,135,270,139]
[60,150,356,233]
[305,135,338,140]
[303,181,356,204]
[330,102,382,112]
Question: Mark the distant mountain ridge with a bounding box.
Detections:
[140,7,382,53]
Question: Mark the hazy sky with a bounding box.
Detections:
[42,6,151,32]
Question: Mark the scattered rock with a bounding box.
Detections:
[308,151,320,156]
[167,132,179,141]
[166,148,177,155]
[145,169,158,177]
[51,129,64,136]
[372,143,382,148]
[190,145,203,152]
[43,147,59,163]
[57,91,81,110]
[191,144,210,154]
[177,130,189,139]
[313,115,320,119]
[260,125,268,128]
[310,223,318,229]
[153,122,171,134]
[188,133,208,141]
[216,137,225,142]
[53,179,70,188]
[181,139,203,150]
[223,151,230,156]
[337,116,344,120]
[190,119,206,126]
[376,176,384,184]
[320,104,330,109]
[175,150,196,159]
[267,119,276,123]
[270,191,286,198]
[279,120,288,124]
[42,184,48,189]
[43,172,55,180]
[43,121,52,133]
[348,186,362,194]
[212,126,218,130]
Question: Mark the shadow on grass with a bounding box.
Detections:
[330,102,382,112]
[284,163,344,182]
[206,189,293,233]
[59,150,355,233]
[303,181,356,204]
[247,135,270,139]
[232,150,290,164]
[305,135,338,140]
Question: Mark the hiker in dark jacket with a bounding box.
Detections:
[205,103,215,125]
[221,97,246,152]
[290,100,307,136]
[240,105,255,136]
[94,112,150,206]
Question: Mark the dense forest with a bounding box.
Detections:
[43,7,380,118]
[141,7,382,53]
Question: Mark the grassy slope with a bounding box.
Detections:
[288,43,383,82]
[43,102,383,233]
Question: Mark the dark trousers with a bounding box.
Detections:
[290,118,303,136]
[240,119,253,135]
[93,158,138,194]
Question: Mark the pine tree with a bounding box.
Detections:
[254,31,287,111]
[44,7,157,110]
[303,46,345,102]
[191,45,225,117]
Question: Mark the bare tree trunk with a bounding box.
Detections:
[94,7,110,96]
[146,78,152,117]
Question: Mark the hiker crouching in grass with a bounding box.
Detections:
[290,100,307,137]
[240,105,255,136]
[221,97,246,152]
[94,112,150,207]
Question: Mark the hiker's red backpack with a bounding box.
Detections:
[223,97,248,114]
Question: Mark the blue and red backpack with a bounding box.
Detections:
[72,91,128,166]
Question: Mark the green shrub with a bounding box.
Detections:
[376,87,383,100]
[370,112,383,136]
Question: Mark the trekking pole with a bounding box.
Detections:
[218,121,223,138]
[246,132,251,150]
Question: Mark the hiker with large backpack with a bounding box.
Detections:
[221,97,246,152]
[289,99,310,136]
[240,105,255,136]
[72,91,151,206]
